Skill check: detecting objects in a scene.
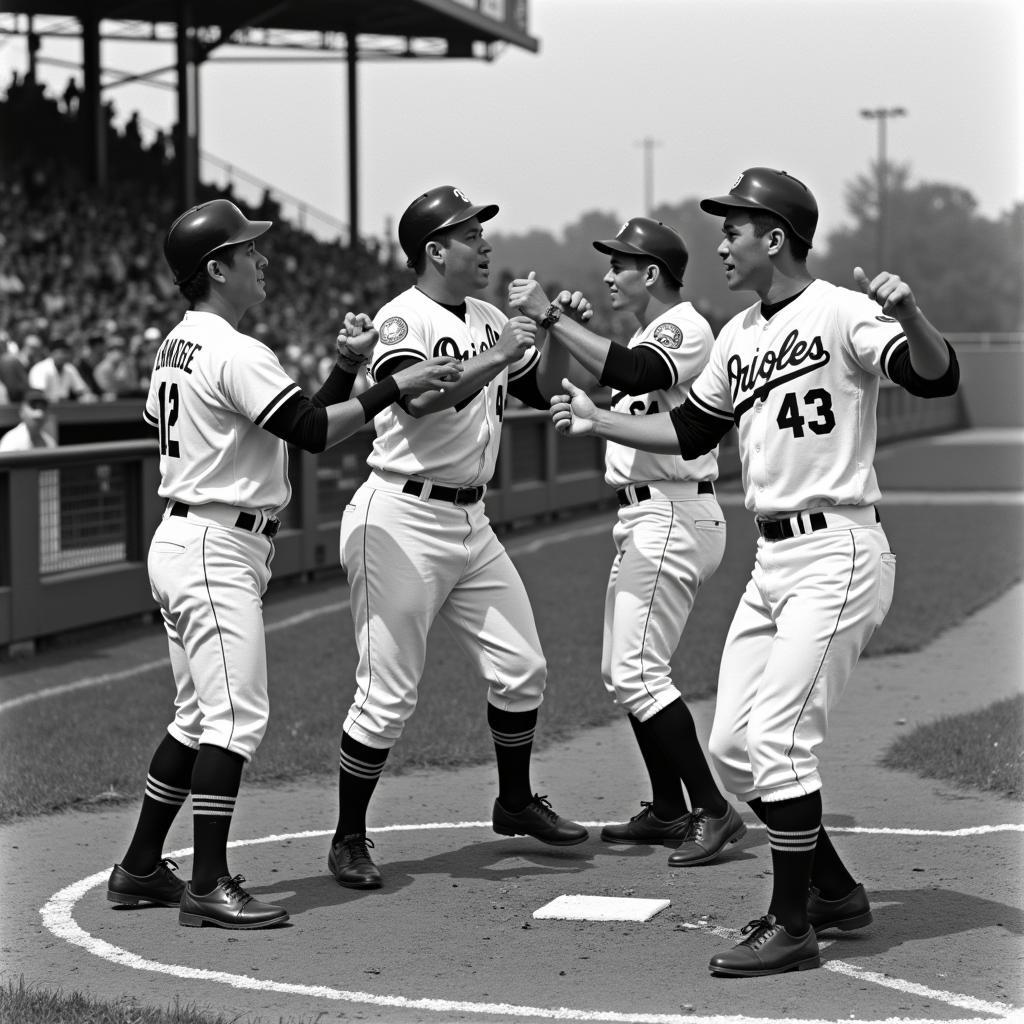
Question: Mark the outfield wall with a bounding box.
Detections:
[0,385,966,655]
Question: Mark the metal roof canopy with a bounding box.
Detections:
[1,1,539,244]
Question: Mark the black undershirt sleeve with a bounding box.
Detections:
[886,340,960,397]
[263,363,357,453]
[507,363,548,411]
[669,398,734,460]
[599,343,673,395]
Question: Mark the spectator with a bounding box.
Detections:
[0,389,57,450]
[93,336,140,399]
[27,339,96,402]
[0,338,30,402]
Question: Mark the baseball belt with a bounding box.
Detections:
[616,480,715,507]
[402,479,484,506]
[168,501,280,537]
[756,506,881,542]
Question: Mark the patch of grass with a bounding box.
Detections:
[881,694,1024,800]
[0,977,267,1024]
[1,503,1020,822]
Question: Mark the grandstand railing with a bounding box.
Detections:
[0,388,964,653]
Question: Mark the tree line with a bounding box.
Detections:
[485,163,1024,340]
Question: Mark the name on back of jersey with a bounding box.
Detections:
[154,336,203,374]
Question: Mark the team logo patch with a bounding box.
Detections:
[379,317,408,345]
[875,315,898,323]
[652,322,683,349]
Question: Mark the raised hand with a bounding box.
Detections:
[853,266,921,321]
[507,271,551,323]
[549,378,598,436]
[554,288,594,324]
[336,311,378,369]
[393,357,464,397]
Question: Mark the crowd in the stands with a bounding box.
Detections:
[0,70,412,406]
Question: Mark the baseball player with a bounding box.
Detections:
[328,185,589,890]
[507,217,746,867]
[551,168,959,976]
[106,199,461,929]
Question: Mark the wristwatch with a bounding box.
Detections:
[539,303,562,329]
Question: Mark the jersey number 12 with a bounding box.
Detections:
[157,381,181,458]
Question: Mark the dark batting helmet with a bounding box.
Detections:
[699,167,818,247]
[164,199,272,285]
[398,185,498,268]
[593,217,688,286]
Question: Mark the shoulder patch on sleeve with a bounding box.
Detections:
[379,317,408,346]
[651,322,684,350]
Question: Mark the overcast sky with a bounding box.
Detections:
[3,0,1022,245]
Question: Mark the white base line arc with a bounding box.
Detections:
[39,822,1021,1024]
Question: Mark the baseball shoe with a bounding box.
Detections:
[600,802,691,846]
[709,914,820,977]
[493,794,589,846]
[808,882,873,933]
[328,833,383,889]
[178,874,289,929]
[667,804,747,866]
[106,858,185,907]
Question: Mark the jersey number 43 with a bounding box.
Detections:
[776,388,836,437]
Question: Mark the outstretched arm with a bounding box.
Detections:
[549,379,681,453]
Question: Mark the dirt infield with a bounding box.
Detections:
[2,576,1021,1024]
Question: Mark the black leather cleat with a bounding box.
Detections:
[493,794,589,846]
[667,804,747,866]
[107,858,185,907]
[328,833,383,889]
[808,882,873,932]
[178,875,289,929]
[709,914,820,977]
[600,802,690,846]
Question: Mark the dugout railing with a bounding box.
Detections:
[0,387,964,654]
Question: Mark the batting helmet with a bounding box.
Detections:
[699,168,818,247]
[398,185,498,268]
[164,199,272,285]
[593,217,688,286]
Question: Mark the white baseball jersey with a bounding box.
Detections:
[143,310,300,513]
[605,301,717,488]
[366,287,539,486]
[688,279,906,516]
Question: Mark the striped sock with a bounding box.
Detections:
[333,731,390,842]
[121,733,195,875]
[190,745,245,894]
[488,705,537,812]
[764,791,823,934]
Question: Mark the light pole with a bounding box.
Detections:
[635,136,662,216]
[860,107,906,269]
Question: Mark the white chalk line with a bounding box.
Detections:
[40,824,1021,1024]
[0,520,609,716]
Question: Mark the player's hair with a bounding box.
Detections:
[411,230,453,275]
[178,244,240,304]
[618,252,683,289]
[749,212,810,263]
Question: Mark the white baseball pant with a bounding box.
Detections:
[602,491,726,720]
[339,476,547,748]
[148,514,274,761]
[709,515,895,803]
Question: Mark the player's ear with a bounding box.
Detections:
[644,263,660,288]
[206,258,226,282]
[766,228,786,256]
[426,240,445,267]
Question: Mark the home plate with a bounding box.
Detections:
[532,895,671,922]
